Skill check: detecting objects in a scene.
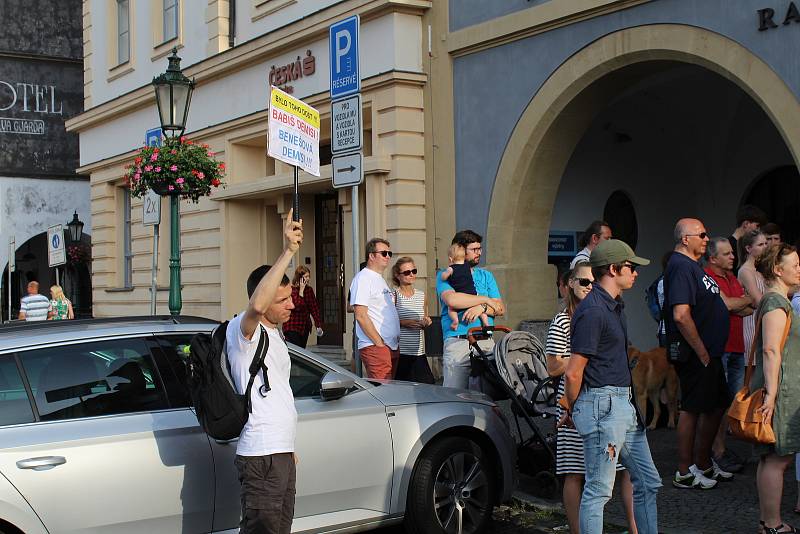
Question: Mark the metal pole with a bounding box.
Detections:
[55,267,59,287]
[168,195,182,316]
[151,223,159,315]
[293,166,300,222]
[7,264,10,323]
[351,184,362,377]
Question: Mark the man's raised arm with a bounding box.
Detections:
[240,210,303,340]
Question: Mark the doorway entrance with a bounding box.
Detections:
[314,193,344,345]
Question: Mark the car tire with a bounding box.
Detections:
[405,436,495,534]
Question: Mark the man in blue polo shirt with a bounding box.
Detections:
[559,239,661,534]
[436,230,505,389]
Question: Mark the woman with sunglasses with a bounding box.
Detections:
[739,229,769,365]
[546,262,637,534]
[391,257,435,383]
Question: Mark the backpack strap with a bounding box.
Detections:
[244,325,270,414]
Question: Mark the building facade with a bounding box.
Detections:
[432,0,800,348]
[0,0,91,321]
[69,0,433,353]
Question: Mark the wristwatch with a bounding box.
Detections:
[481,303,488,313]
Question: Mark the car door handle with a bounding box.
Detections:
[214,438,238,444]
[16,456,67,470]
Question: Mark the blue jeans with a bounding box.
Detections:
[721,352,745,401]
[572,386,662,534]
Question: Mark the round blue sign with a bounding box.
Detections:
[51,234,60,248]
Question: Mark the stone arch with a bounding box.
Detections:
[486,24,800,323]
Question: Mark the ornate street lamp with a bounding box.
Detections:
[66,211,84,244]
[153,48,194,316]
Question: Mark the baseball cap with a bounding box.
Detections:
[590,239,651,267]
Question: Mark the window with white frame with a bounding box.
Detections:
[163,0,179,42]
[123,190,133,287]
[117,0,130,64]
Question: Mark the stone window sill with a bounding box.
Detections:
[107,62,135,82]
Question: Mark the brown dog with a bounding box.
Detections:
[628,346,679,430]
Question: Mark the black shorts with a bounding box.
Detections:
[235,453,296,534]
[675,356,729,414]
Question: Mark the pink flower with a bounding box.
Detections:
[154,166,161,172]
[207,151,214,157]
[171,150,177,155]
[144,165,153,172]
[176,177,185,184]
[134,173,141,180]
[150,154,158,162]
[197,172,204,179]
[168,185,175,191]
[170,165,178,172]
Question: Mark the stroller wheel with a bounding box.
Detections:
[404,436,496,534]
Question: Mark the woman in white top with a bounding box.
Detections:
[738,230,768,364]
[545,262,637,534]
[391,257,434,383]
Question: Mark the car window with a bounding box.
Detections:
[289,352,328,398]
[154,334,196,408]
[0,355,35,426]
[19,338,169,421]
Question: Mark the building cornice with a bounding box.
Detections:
[447,0,650,58]
[65,0,430,134]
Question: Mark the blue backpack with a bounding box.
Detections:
[645,275,663,323]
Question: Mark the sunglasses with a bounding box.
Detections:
[620,263,637,273]
[684,232,709,240]
[373,250,393,258]
[574,278,592,287]
[400,269,418,276]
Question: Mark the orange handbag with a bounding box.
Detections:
[727,308,791,445]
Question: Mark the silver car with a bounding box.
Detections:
[0,316,515,534]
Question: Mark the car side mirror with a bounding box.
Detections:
[319,371,355,401]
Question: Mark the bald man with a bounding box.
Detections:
[18,281,50,321]
[664,218,732,490]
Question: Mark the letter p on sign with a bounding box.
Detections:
[329,15,360,99]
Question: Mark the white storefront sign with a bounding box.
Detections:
[47,224,66,267]
[267,86,320,176]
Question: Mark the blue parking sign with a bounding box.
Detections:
[146,127,163,147]
[329,15,360,99]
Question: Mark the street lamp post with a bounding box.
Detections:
[66,211,84,244]
[152,49,194,316]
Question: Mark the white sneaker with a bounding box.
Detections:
[706,459,734,481]
[688,464,719,489]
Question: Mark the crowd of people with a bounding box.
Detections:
[545,207,800,534]
[18,280,74,321]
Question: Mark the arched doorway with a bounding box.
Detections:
[2,232,92,321]
[486,25,800,334]
[744,166,800,246]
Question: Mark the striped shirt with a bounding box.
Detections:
[547,310,624,474]
[395,288,425,356]
[739,265,766,364]
[20,294,50,321]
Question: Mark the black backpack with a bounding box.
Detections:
[187,321,270,440]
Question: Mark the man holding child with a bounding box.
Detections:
[436,230,505,389]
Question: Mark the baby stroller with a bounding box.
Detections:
[467,325,559,498]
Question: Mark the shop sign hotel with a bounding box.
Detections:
[0,80,63,135]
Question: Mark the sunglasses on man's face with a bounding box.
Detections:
[373,250,393,258]
[574,278,592,287]
[684,232,709,240]
[401,269,418,276]
[620,263,637,273]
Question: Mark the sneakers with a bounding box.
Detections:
[712,449,745,473]
[672,464,718,489]
[705,459,735,481]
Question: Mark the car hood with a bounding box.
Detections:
[365,380,496,407]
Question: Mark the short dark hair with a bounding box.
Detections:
[761,222,781,236]
[365,238,390,261]
[736,204,767,227]
[579,220,610,248]
[591,262,626,281]
[246,265,290,298]
[451,229,482,247]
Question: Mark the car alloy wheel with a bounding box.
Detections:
[433,450,490,533]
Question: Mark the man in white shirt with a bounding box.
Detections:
[18,281,50,321]
[570,220,613,269]
[349,237,401,379]
[227,211,302,534]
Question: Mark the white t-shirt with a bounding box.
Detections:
[349,268,400,350]
[225,313,297,457]
[569,247,591,269]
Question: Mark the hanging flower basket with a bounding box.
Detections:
[67,243,92,265]
[125,136,226,203]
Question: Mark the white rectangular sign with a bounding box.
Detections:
[8,237,14,273]
[331,94,362,154]
[267,86,321,176]
[47,224,66,267]
[143,189,161,226]
[332,152,363,189]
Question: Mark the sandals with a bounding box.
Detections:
[760,520,797,533]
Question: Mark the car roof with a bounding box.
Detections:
[0,315,218,352]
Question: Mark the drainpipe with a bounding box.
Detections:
[228,0,236,49]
